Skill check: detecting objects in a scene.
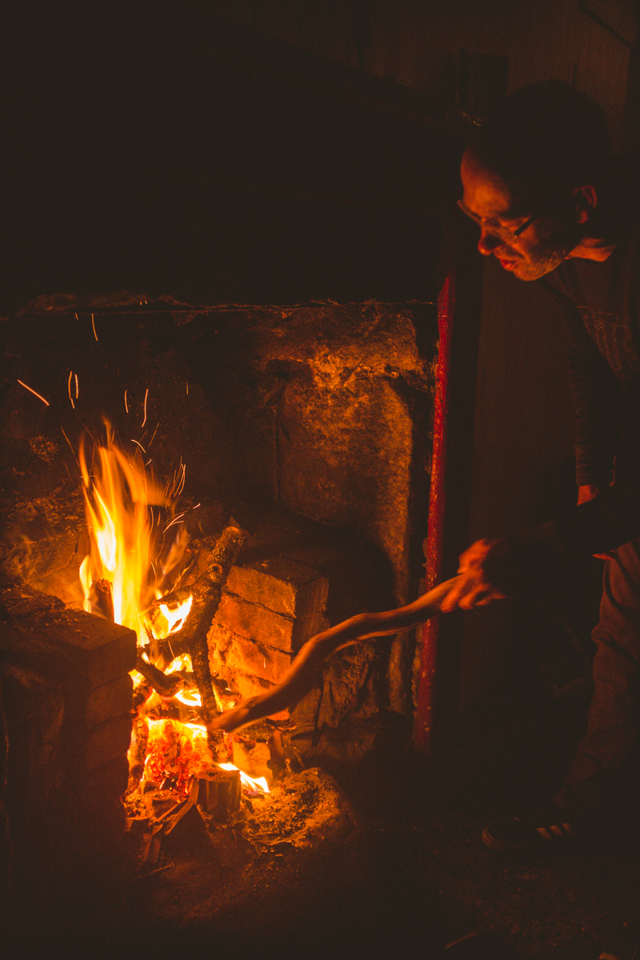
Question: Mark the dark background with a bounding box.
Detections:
[2,0,640,727]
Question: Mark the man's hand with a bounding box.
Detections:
[439,539,508,612]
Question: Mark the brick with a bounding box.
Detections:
[1,605,137,690]
[1,662,65,816]
[227,557,328,619]
[217,632,292,685]
[215,592,323,653]
[85,675,133,726]
[85,713,132,771]
[44,609,137,688]
[214,594,294,651]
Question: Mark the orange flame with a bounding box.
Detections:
[78,422,189,643]
[78,424,270,800]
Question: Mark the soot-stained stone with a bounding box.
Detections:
[85,675,134,727]
[84,714,133,772]
[0,661,65,823]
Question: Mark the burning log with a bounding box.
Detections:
[128,715,150,791]
[135,655,185,699]
[89,578,114,620]
[162,523,246,747]
[196,768,242,822]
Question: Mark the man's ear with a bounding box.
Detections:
[571,185,597,224]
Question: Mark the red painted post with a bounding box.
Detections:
[414,270,455,753]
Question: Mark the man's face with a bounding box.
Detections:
[460,151,576,281]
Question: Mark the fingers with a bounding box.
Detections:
[440,578,506,612]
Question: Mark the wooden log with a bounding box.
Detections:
[135,655,184,698]
[196,768,241,822]
[89,579,114,621]
[128,715,150,791]
[162,524,246,751]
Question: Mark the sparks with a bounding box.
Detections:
[163,511,186,534]
[141,388,149,428]
[186,381,189,395]
[131,439,146,453]
[148,422,160,448]
[75,373,79,399]
[17,380,50,406]
[68,371,75,408]
[176,463,186,496]
[124,389,129,414]
[91,313,98,341]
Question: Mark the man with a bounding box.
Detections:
[214,81,640,855]
[440,80,640,852]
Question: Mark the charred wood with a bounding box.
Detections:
[89,579,114,621]
[162,524,246,752]
[128,715,150,791]
[135,656,184,699]
[132,681,153,713]
[196,768,241,822]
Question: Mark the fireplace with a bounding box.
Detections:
[0,292,452,886]
[0,5,486,930]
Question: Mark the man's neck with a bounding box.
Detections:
[566,236,617,262]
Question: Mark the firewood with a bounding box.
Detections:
[128,715,150,791]
[89,578,114,620]
[196,768,241,822]
[161,524,246,750]
[135,655,185,698]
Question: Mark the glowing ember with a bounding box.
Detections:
[143,719,212,796]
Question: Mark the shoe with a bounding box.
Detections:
[482,812,578,854]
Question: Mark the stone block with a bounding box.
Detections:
[85,713,132,771]
[227,556,328,621]
[44,609,137,688]
[80,756,129,811]
[227,634,293,684]
[1,662,65,818]
[214,593,317,654]
[85,675,133,727]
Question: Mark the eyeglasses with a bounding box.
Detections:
[456,199,540,241]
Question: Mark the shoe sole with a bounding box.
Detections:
[482,821,576,854]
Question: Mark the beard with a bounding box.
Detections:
[500,221,582,281]
[510,245,569,280]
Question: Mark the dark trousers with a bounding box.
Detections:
[555,539,640,819]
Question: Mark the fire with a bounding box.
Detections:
[141,720,269,797]
[78,422,186,641]
[78,423,269,804]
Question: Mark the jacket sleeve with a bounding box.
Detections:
[489,480,640,597]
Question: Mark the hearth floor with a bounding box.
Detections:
[7,717,640,960]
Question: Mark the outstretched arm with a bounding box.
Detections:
[209,575,461,733]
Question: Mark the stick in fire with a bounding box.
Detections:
[209,575,462,734]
